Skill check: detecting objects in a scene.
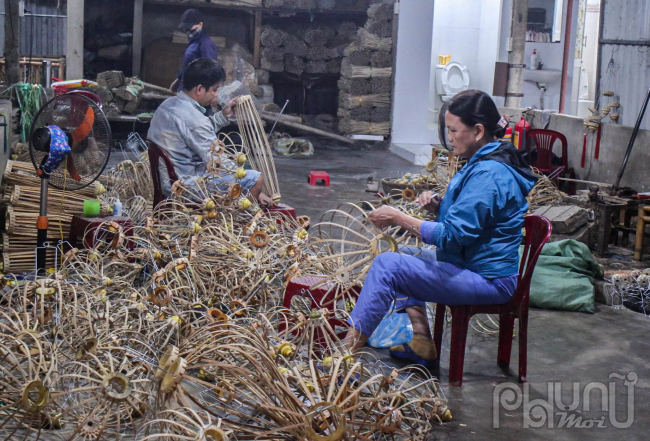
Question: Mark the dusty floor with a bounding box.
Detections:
[275,141,420,221]
[275,142,650,441]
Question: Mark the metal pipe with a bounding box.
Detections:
[41,60,52,88]
[559,0,575,113]
[36,176,49,272]
[613,79,650,190]
[594,0,606,104]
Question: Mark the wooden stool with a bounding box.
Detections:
[308,171,330,187]
[68,216,134,250]
[264,204,297,222]
[281,276,359,345]
[634,205,650,260]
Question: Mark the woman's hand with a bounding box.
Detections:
[369,205,424,238]
[416,191,441,214]
[368,206,401,230]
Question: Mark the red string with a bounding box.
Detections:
[581,132,587,168]
[594,124,602,160]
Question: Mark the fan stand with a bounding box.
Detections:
[28,93,113,274]
[36,169,50,274]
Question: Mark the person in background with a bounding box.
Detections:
[170,8,219,93]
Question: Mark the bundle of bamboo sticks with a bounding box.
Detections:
[1,242,55,273]
[340,58,392,79]
[4,161,106,198]
[338,92,391,109]
[5,206,72,237]
[356,28,393,51]
[338,120,391,136]
[0,161,108,273]
[2,185,111,218]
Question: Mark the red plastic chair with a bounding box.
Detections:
[66,90,103,107]
[525,129,576,194]
[147,141,179,208]
[432,215,552,386]
[280,276,359,354]
[147,140,298,219]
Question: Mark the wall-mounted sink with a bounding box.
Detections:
[522,69,562,85]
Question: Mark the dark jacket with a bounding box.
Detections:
[177,30,219,87]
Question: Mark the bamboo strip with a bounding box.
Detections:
[235,95,281,203]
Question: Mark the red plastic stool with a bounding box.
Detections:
[308,171,330,187]
[68,216,134,250]
[281,276,359,343]
[263,203,297,222]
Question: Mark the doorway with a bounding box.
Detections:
[571,0,600,117]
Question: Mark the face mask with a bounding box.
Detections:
[186,27,201,40]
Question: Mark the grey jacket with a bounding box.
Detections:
[148,91,230,189]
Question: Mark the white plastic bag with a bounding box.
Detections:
[368,312,413,349]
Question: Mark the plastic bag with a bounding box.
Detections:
[368,312,413,349]
[271,137,314,156]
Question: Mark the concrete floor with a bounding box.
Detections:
[108,135,650,439]
[275,142,650,441]
[275,140,421,221]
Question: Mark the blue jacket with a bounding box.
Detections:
[178,31,219,86]
[420,141,537,279]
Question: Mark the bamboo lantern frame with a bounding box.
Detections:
[234,96,281,204]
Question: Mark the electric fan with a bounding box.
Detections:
[29,93,112,273]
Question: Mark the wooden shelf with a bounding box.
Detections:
[143,0,367,15]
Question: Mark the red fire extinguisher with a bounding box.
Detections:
[513,117,530,151]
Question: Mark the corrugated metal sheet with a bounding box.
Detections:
[599,45,650,130]
[598,0,650,130]
[601,0,650,41]
[0,2,67,58]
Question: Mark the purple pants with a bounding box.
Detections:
[348,248,517,336]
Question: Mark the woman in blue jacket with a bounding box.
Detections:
[343,90,537,367]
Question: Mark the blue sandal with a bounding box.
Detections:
[389,341,439,368]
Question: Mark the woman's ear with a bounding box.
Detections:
[474,124,486,142]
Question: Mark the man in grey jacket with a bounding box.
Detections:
[148,58,270,205]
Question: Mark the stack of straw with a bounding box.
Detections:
[259,22,357,76]
[338,2,394,137]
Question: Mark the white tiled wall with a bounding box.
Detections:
[428,0,504,135]
[392,0,437,146]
